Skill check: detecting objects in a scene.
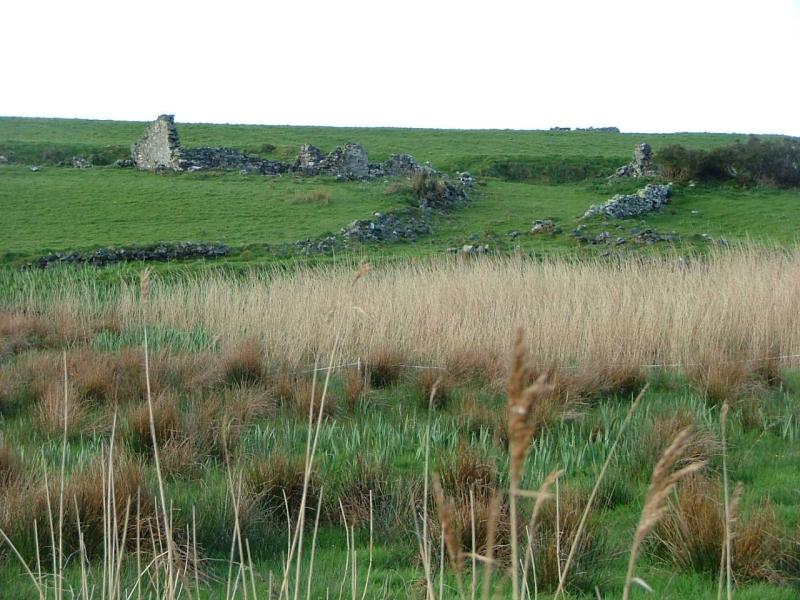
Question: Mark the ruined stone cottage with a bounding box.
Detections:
[130,114,436,179]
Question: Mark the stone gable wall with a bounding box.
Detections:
[131,114,181,171]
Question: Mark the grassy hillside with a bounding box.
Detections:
[1,116,798,268]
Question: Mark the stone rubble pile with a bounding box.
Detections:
[71,157,92,169]
[582,184,672,219]
[340,211,433,243]
[179,147,289,175]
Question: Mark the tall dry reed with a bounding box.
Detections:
[9,249,800,381]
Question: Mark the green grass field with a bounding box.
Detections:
[1,116,798,268]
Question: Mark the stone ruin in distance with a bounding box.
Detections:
[130,114,433,180]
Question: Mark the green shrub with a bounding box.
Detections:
[657,137,800,188]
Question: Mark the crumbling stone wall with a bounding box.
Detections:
[614,143,656,178]
[131,114,182,171]
[131,115,439,180]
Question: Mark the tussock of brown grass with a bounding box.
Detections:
[527,488,602,593]
[114,348,158,403]
[458,392,507,444]
[245,453,318,521]
[183,385,274,462]
[125,394,181,454]
[290,378,337,420]
[654,475,784,584]
[224,384,275,423]
[160,439,200,479]
[443,348,504,384]
[0,310,47,358]
[686,353,751,403]
[433,446,505,556]
[221,337,265,385]
[335,456,388,527]
[643,411,720,469]
[0,437,22,489]
[558,364,646,401]
[69,349,116,402]
[2,452,151,560]
[414,369,453,408]
[366,348,403,388]
[35,381,88,436]
[343,368,369,411]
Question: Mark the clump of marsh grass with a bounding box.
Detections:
[290,378,338,420]
[528,487,604,594]
[342,367,369,411]
[623,427,707,599]
[0,437,22,489]
[366,348,403,388]
[36,381,88,436]
[653,475,784,583]
[245,452,319,522]
[124,393,181,455]
[220,337,265,385]
[415,369,453,408]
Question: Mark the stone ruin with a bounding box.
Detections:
[582,183,672,219]
[614,143,656,178]
[131,114,288,174]
[130,114,436,180]
[131,114,182,171]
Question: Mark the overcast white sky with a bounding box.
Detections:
[1,0,798,135]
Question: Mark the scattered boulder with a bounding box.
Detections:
[113,159,135,168]
[29,165,41,172]
[131,114,182,171]
[460,244,489,255]
[582,184,672,219]
[531,219,556,234]
[0,155,8,165]
[71,156,92,169]
[614,143,656,178]
[458,172,475,187]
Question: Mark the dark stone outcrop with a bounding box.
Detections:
[33,242,230,269]
[340,211,433,243]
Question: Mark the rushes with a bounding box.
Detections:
[623,427,707,600]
